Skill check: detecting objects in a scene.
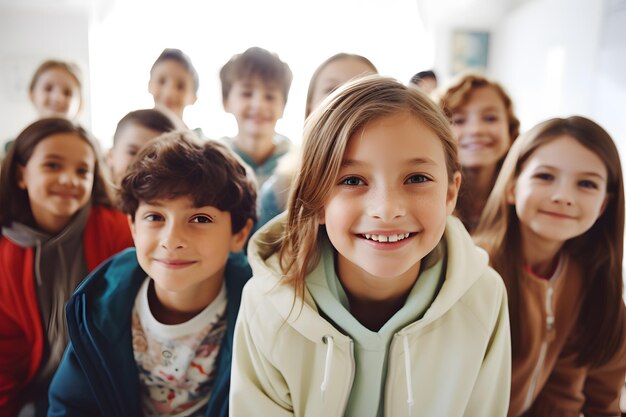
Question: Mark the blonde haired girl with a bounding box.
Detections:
[231,75,511,416]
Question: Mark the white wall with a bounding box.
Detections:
[489,0,626,161]
[0,5,91,140]
[490,0,605,132]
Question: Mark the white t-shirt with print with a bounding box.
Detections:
[132,277,227,417]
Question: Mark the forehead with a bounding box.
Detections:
[232,75,280,91]
[30,133,95,163]
[137,195,226,214]
[151,60,193,80]
[36,67,79,87]
[522,135,607,177]
[458,86,506,111]
[115,123,162,147]
[317,58,375,85]
[344,112,446,166]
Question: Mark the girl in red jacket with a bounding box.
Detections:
[0,118,133,416]
[474,116,626,416]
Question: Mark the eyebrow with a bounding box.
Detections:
[43,154,91,167]
[341,157,438,168]
[534,165,607,180]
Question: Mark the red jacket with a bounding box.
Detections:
[0,206,133,416]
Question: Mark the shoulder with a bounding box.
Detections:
[77,248,141,293]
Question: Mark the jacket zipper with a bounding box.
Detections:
[521,285,554,412]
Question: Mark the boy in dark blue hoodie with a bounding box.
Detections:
[48,131,256,417]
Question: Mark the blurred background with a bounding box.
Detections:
[0,0,624,157]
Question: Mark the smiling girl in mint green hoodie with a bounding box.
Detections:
[230,75,511,417]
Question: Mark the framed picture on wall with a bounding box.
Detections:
[451,30,490,75]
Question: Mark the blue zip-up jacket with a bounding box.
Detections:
[47,247,251,417]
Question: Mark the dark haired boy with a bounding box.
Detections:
[149,48,199,125]
[219,46,293,187]
[48,131,256,417]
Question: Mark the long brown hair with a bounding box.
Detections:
[0,118,114,229]
[279,75,460,303]
[474,116,625,366]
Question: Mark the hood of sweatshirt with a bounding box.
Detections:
[246,212,491,339]
[1,204,90,388]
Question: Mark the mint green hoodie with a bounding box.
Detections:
[306,236,444,417]
[231,214,511,417]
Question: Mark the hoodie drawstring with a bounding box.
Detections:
[320,335,334,401]
[402,333,414,417]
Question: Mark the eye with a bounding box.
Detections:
[177,81,185,91]
[241,90,253,98]
[406,174,430,184]
[534,172,554,181]
[44,161,61,170]
[339,176,365,186]
[451,116,465,125]
[157,76,166,86]
[579,179,599,189]
[63,89,72,98]
[484,114,500,123]
[44,84,54,93]
[191,215,214,224]
[143,213,164,222]
[265,93,276,101]
[76,167,90,177]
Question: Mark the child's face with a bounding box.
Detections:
[130,195,249,303]
[149,60,197,119]
[321,112,460,296]
[507,135,608,248]
[450,86,511,170]
[29,68,81,119]
[308,58,376,114]
[107,123,163,186]
[17,133,95,233]
[223,76,285,140]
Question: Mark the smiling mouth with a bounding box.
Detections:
[52,192,79,199]
[540,211,576,220]
[461,142,492,150]
[155,259,196,268]
[359,232,414,243]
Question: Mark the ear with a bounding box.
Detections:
[17,164,27,190]
[445,171,462,215]
[230,218,254,252]
[127,214,137,242]
[505,181,516,205]
[148,78,155,95]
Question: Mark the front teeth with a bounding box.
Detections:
[363,233,410,242]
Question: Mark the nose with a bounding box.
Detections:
[551,182,574,206]
[466,115,483,136]
[50,88,67,107]
[367,185,406,221]
[58,170,79,186]
[160,222,186,250]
